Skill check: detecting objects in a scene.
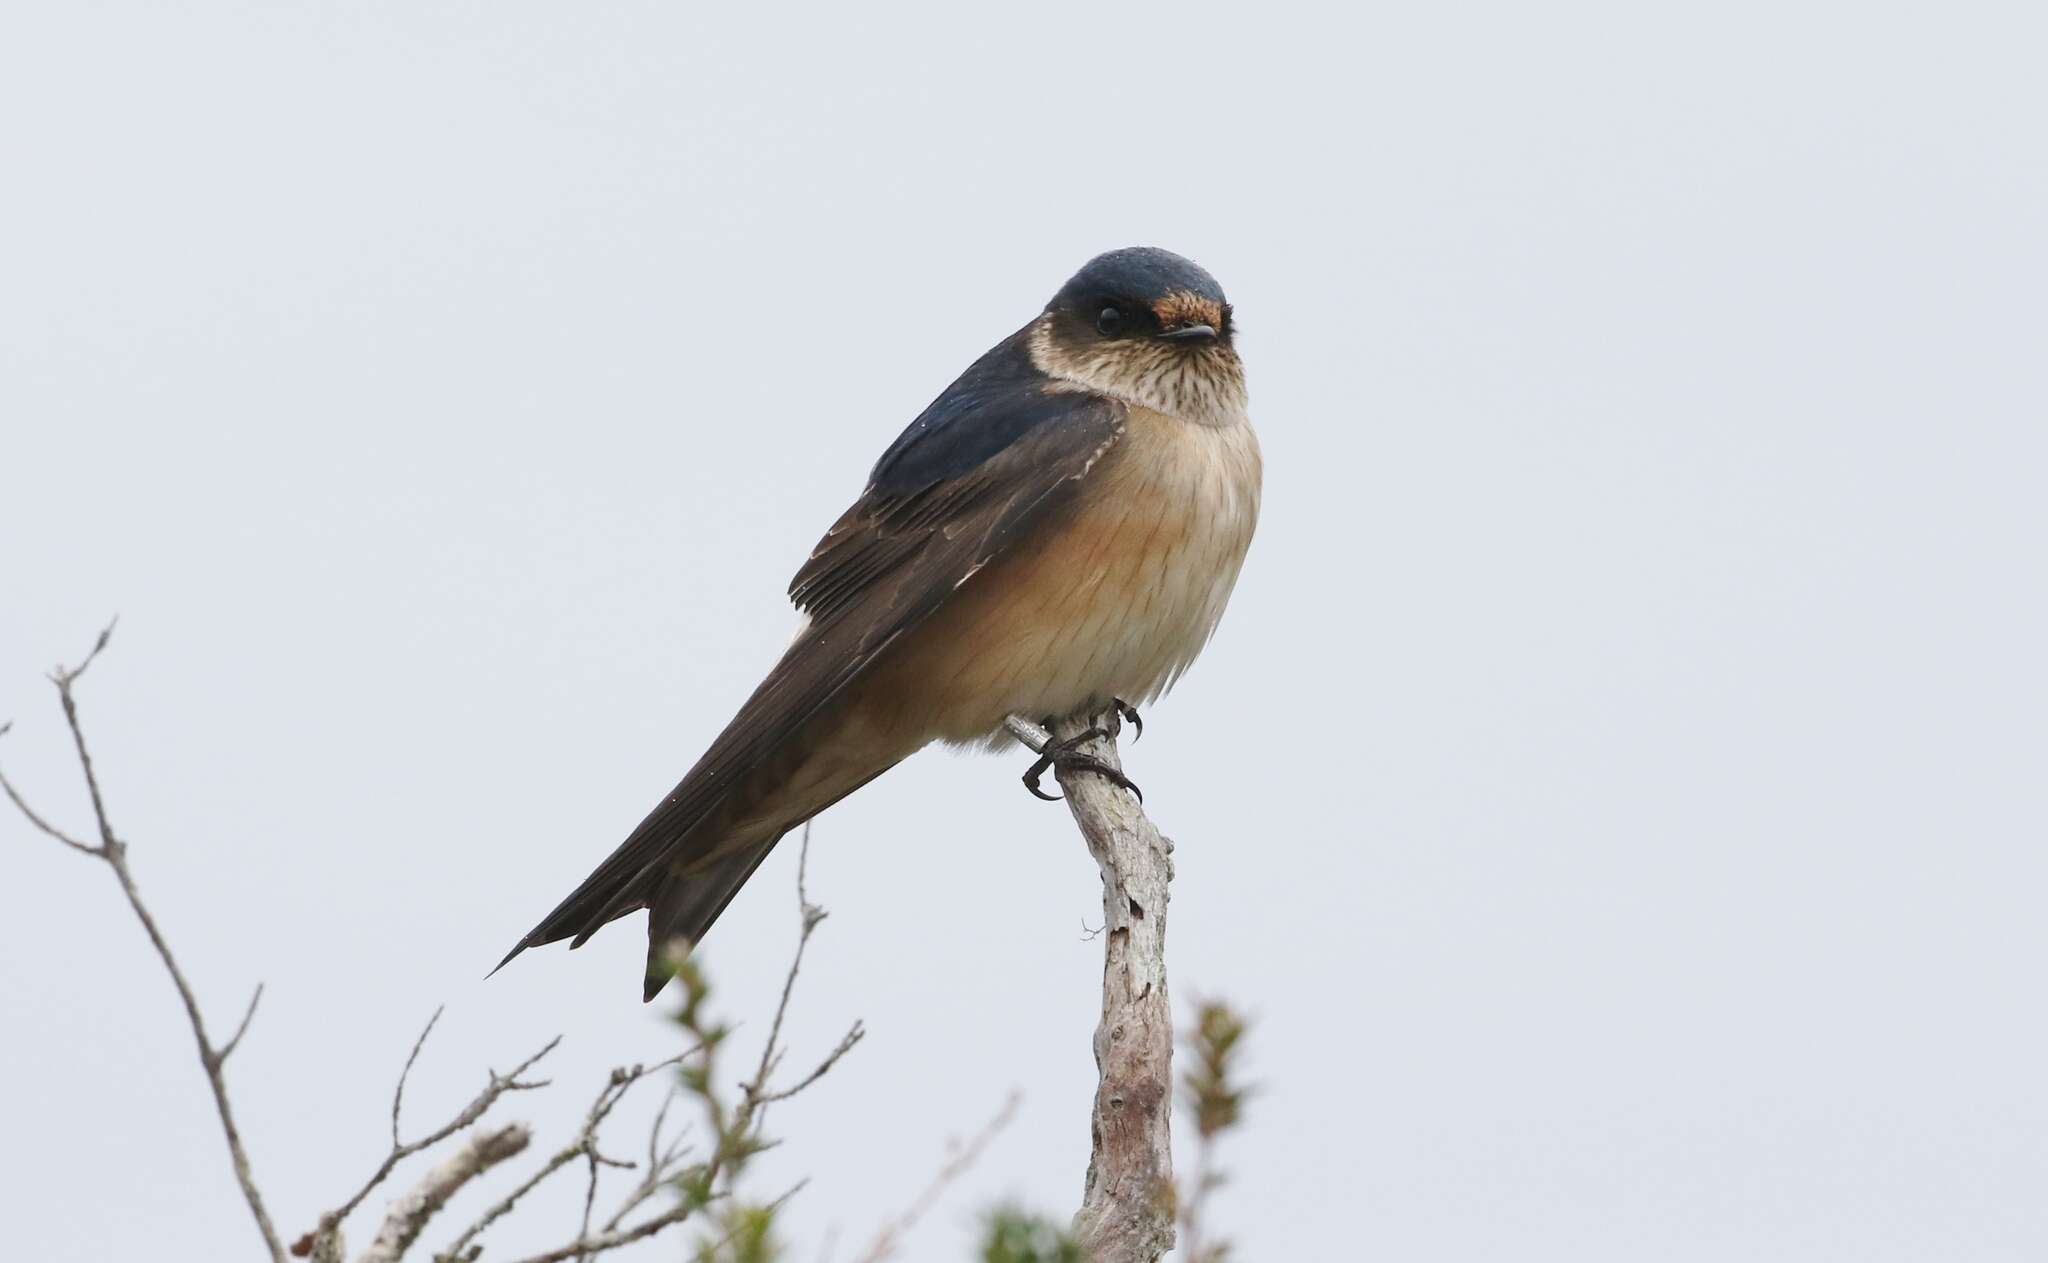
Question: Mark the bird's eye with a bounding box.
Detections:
[1095,306,1124,336]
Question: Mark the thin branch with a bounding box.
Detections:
[688,822,864,1197]
[438,1051,694,1263]
[489,1191,730,1263]
[219,983,267,1063]
[309,1025,560,1255]
[357,1122,533,1263]
[500,1215,696,1263]
[502,1179,799,1263]
[53,619,121,849]
[746,831,866,1117]
[4,624,289,1263]
[642,821,858,1263]
[598,1091,692,1235]
[602,1142,691,1235]
[572,1152,601,1263]
[753,1021,865,1106]
[746,822,822,1103]
[647,1087,681,1175]
[393,1007,446,1148]
[14,626,808,1263]
[850,1091,1023,1263]
[0,727,100,855]
[50,617,117,686]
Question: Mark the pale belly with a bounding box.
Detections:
[857,407,1262,748]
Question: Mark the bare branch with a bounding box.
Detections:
[393,1007,447,1148]
[493,1176,798,1263]
[0,727,101,855]
[309,1028,560,1256]
[489,1196,719,1263]
[53,619,122,850]
[851,1091,1022,1263]
[572,1152,601,1263]
[16,627,807,1263]
[655,821,856,1254]
[219,983,267,1063]
[753,1020,865,1106]
[646,1087,681,1175]
[6,625,289,1262]
[50,617,117,687]
[692,821,862,1195]
[438,1051,694,1262]
[599,1093,693,1235]
[1011,710,1178,1263]
[746,822,822,1103]
[356,1122,533,1263]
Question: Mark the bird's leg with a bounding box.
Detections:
[1021,725,1144,803]
[1113,697,1143,742]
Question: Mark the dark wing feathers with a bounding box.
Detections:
[789,470,1025,621]
[499,345,1125,972]
[868,325,1082,493]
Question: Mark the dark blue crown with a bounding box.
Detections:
[1051,247,1226,309]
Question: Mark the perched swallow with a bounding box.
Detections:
[499,247,1261,1000]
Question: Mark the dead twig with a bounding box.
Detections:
[303,1015,559,1259]
[451,827,857,1263]
[2,622,288,1263]
[752,1021,865,1107]
[744,826,861,1107]
[703,825,864,1194]
[496,1181,804,1263]
[597,1088,691,1234]
[436,1051,694,1262]
[12,625,843,1263]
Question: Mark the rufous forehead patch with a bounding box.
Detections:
[1152,289,1224,330]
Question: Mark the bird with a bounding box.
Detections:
[498,246,1262,1000]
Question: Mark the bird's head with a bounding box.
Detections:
[1030,247,1247,427]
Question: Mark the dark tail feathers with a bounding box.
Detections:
[638,833,785,1001]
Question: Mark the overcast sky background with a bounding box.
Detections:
[5,3,2046,1259]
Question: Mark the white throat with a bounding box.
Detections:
[1027,319,1249,429]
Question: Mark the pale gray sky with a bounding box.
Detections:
[5,2,2046,1259]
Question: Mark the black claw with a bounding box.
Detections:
[1113,698,1143,742]
[1073,754,1142,803]
[1020,727,1143,803]
[1024,768,1063,801]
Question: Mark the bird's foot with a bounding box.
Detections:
[1022,727,1143,803]
[1112,697,1143,742]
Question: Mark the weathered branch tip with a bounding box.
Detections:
[1008,709,1179,1263]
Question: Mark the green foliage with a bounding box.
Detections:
[1181,1001,1250,1140]
[662,948,805,1262]
[1178,999,1252,1263]
[979,1207,1085,1263]
[692,1202,782,1263]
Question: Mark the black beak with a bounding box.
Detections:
[1159,324,1218,343]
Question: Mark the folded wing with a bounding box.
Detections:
[497,330,1126,988]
